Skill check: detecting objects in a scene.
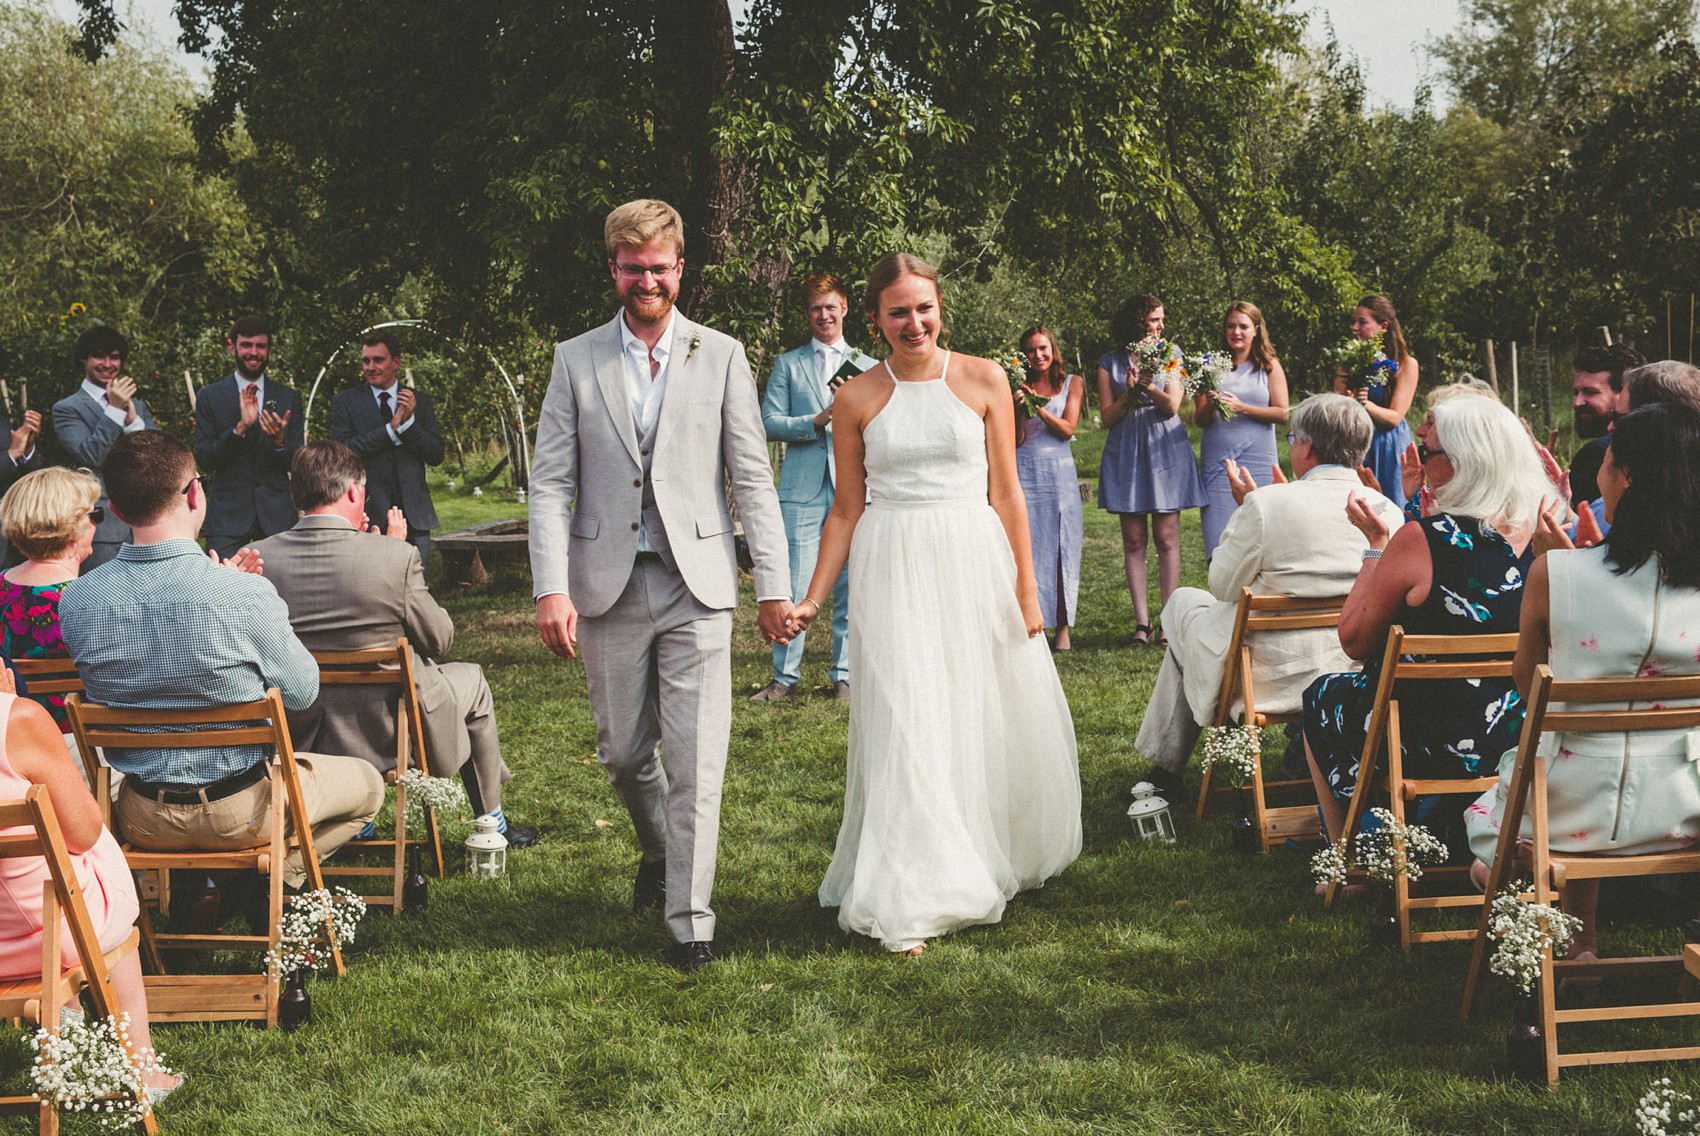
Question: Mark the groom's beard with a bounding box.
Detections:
[622,287,676,328]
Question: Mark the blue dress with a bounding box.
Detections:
[1095,351,1205,515]
[1199,361,1278,559]
[1365,377,1414,511]
[1303,513,1530,802]
[1015,377,1083,628]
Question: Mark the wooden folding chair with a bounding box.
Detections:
[1460,666,1700,1084]
[0,786,155,1134]
[11,659,97,790]
[312,639,446,912]
[1195,589,1346,853]
[1323,627,1520,951]
[66,688,340,1028]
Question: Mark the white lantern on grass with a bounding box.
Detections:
[1127,781,1176,844]
[465,814,509,878]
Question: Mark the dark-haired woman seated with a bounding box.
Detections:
[1466,403,1700,956]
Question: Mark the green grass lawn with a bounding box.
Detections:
[12,438,1681,1134]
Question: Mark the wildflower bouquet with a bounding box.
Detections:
[1310,807,1448,887]
[1325,331,1399,392]
[1185,351,1236,418]
[1201,724,1261,786]
[398,768,468,822]
[30,1013,175,1131]
[1002,352,1046,416]
[1486,884,1582,995]
[1128,335,1185,386]
[265,887,367,975]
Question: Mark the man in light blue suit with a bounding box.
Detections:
[752,274,877,702]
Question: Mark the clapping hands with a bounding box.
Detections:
[7,410,38,462]
[367,506,408,540]
[209,545,264,574]
[1345,492,1392,551]
[1533,496,1603,558]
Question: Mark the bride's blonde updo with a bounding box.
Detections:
[863,252,948,348]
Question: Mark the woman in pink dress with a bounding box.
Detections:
[0,675,178,1098]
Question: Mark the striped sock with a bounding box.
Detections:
[486,807,507,835]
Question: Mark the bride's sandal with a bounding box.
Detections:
[1131,624,1152,648]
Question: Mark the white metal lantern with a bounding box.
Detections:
[1127,781,1177,844]
[464,814,509,878]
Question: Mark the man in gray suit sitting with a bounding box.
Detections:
[1133,393,1405,800]
[530,198,793,973]
[52,326,156,568]
[252,441,537,847]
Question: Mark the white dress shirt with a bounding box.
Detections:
[80,379,146,433]
[618,312,674,555]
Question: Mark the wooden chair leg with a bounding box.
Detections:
[424,809,444,877]
[135,906,166,976]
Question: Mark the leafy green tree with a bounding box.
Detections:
[0,3,263,436]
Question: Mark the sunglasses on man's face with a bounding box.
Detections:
[87,506,104,526]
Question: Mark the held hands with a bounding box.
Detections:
[1345,492,1392,551]
[7,410,38,461]
[757,599,795,646]
[537,593,579,659]
[390,388,417,431]
[789,598,821,635]
[209,546,265,574]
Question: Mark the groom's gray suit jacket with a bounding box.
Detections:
[528,312,789,612]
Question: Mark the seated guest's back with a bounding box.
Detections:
[1467,404,1700,952]
[0,468,101,735]
[57,431,382,888]
[1303,395,1554,843]
[251,442,535,844]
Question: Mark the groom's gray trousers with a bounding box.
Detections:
[578,555,732,944]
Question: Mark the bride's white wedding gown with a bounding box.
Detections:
[818,354,1082,952]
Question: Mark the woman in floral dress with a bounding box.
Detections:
[1302,396,1552,848]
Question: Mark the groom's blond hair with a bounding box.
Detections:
[605,199,685,259]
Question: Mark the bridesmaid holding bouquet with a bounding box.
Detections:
[1095,294,1204,647]
[1196,301,1288,560]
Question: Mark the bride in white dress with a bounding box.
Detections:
[791,252,1082,955]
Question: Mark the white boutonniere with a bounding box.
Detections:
[685,332,702,363]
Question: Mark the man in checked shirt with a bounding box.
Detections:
[59,430,383,891]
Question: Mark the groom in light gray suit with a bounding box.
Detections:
[530,199,793,973]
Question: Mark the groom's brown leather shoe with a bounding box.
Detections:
[633,858,666,915]
[672,940,716,974]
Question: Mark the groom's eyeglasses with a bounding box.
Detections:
[613,261,681,280]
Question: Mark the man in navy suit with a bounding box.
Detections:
[51,325,155,568]
[194,314,305,558]
[328,332,443,568]
[751,273,877,702]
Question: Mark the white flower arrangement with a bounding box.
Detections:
[1184,351,1235,417]
[265,887,367,975]
[1486,884,1582,996]
[1310,807,1448,886]
[30,1012,175,1130]
[1201,724,1261,787]
[1637,1078,1700,1136]
[397,768,468,821]
[1127,335,1182,380]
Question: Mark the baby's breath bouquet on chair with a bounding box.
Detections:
[1637,1078,1700,1136]
[1485,884,1581,996]
[398,768,468,823]
[30,1013,175,1131]
[1201,725,1260,786]
[1310,806,1448,887]
[265,887,368,975]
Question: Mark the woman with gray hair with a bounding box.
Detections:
[1302,394,1555,847]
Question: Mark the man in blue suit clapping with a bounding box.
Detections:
[752,274,876,702]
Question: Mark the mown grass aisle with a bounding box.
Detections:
[1,480,1681,1134]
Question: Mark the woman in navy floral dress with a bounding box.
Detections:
[1303,396,1554,846]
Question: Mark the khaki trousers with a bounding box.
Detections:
[115,753,385,888]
